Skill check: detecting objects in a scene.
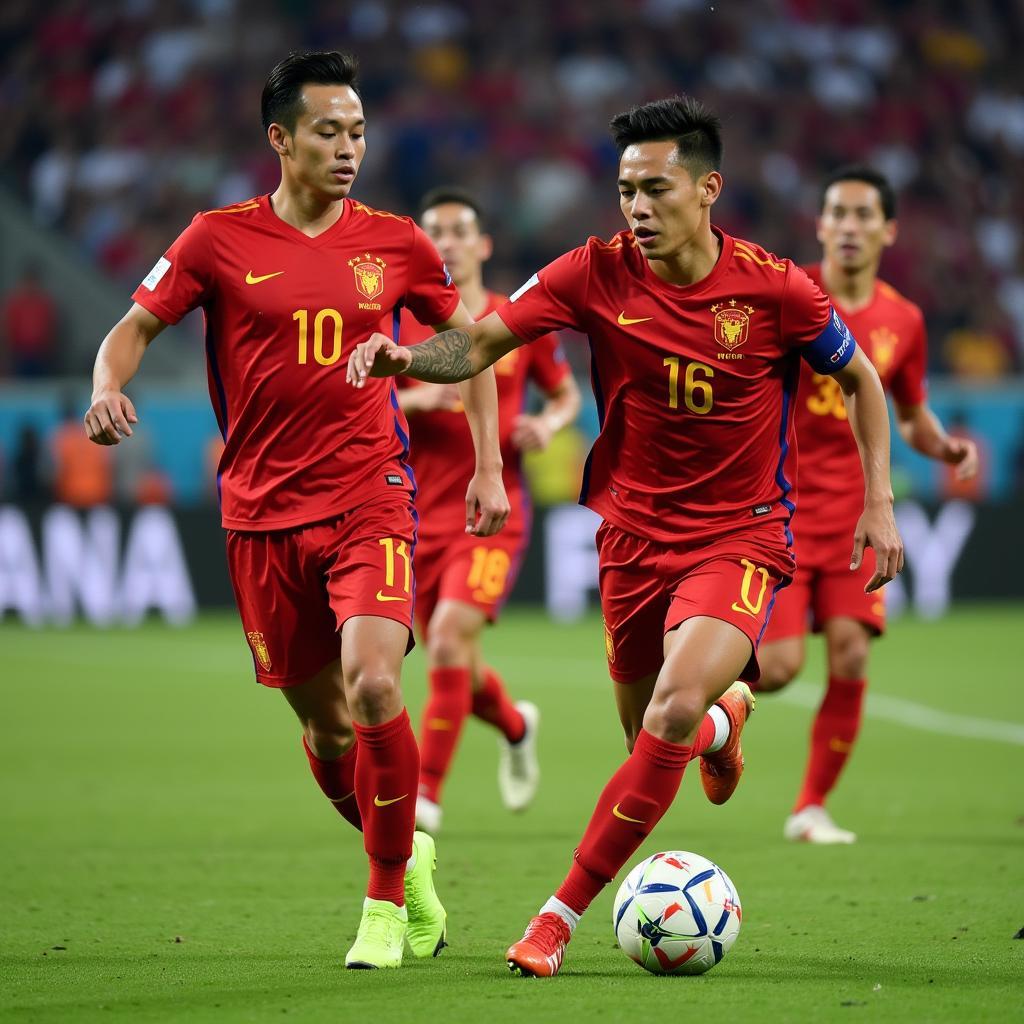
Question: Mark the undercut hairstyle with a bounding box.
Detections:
[820,164,896,220]
[609,95,723,176]
[261,51,359,133]
[418,186,487,231]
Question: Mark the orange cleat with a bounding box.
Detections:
[506,912,572,977]
[699,681,755,805]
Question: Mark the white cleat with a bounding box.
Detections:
[498,701,540,812]
[784,804,857,845]
[415,794,443,836]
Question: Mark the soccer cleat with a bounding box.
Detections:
[345,898,407,969]
[404,830,448,957]
[415,794,443,835]
[700,682,755,805]
[498,700,541,812]
[506,912,572,977]
[784,804,857,845]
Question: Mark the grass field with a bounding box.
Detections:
[2,606,1021,1023]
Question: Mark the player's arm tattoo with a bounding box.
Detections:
[406,328,475,382]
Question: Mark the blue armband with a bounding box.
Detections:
[802,307,856,374]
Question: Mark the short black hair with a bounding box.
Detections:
[261,51,359,133]
[418,186,487,230]
[820,164,896,220]
[609,95,722,176]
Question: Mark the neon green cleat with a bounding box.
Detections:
[345,898,407,969]
[404,830,448,958]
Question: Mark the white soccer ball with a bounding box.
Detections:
[612,850,742,975]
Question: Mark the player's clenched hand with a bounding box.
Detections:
[510,413,553,452]
[943,436,980,481]
[850,500,904,593]
[346,332,412,388]
[465,468,510,537]
[84,390,138,445]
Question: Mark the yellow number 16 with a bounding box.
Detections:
[294,308,343,366]
[663,358,714,414]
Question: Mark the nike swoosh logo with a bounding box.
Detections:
[330,791,356,804]
[617,311,653,326]
[375,591,409,603]
[373,793,407,807]
[612,802,646,823]
[245,270,284,285]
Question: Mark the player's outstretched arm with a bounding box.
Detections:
[832,347,905,592]
[895,402,979,481]
[347,311,522,387]
[84,304,169,446]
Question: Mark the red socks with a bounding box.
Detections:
[794,676,867,812]
[418,667,473,803]
[555,729,691,915]
[472,667,525,743]
[353,709,419,905]
[303,736,362,831]
[690,710,717,757]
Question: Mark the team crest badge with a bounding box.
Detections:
[711,300,755,351]
[247,631,272,671]
[347,253,386,300]
[869,326,898,377]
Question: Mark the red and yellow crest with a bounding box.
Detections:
[869,326,898,378]
[246,631,272,672]
[347,253,387,300]
[711,300,755,351]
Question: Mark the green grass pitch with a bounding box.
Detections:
[1,606,1020,1022]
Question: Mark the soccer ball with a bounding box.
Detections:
[612,850,742,975]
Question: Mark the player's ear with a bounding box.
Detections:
[701,171,723,207]
[478,233,494,263]
[267,123,291,157]
[882,219,898,248]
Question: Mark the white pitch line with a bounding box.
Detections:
[777,681,1024,746]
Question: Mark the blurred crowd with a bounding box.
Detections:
[1,0,1023,380]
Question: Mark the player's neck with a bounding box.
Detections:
[269,183,346,237]
[647,225,721,287]
[820,258,878,313]
[455,277,488,319]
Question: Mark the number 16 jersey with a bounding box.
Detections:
[496,228,856,546]
[132,194,459,530]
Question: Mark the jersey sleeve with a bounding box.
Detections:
[403,223,461,326]
[495,247,589,342]
[131,214,214,324]
[527,332,571,393]
[889,306,928,406]
[782,263,857,374]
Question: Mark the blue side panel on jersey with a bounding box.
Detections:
[392,303,403,343]
[204,323,229,443]
[578,335,605,506]
[802,306,857,374]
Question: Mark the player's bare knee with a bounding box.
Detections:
[304,719,355,760]
[830,638,869,681]
[756,655,802,692]
[426,627,471,668]
[645,688,704,743]
[345,668,402,721]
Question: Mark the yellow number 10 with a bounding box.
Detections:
[663,357,714,414]
[294,308,344,366]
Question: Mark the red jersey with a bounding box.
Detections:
[497,228,856,545]
[393,292,569,544]
[794,264,927,543]
[132,195,459,530]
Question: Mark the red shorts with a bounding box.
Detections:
[761,532,885,642]
[413,529,527,634]
[597,520,795,685]
[225,496,417,687]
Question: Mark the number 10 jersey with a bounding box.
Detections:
[132,194,459,530]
